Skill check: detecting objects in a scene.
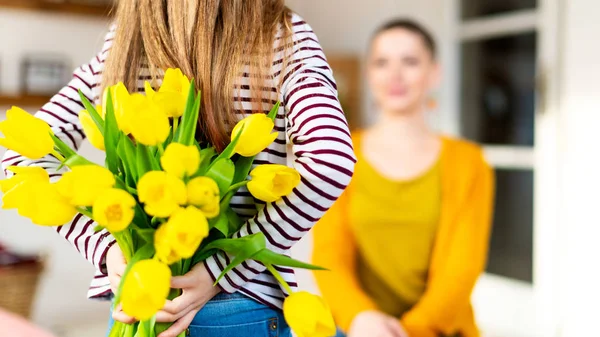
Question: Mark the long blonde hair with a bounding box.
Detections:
[103,0,293,150]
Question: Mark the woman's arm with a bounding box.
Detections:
[1,28,117,294]
[401,156,495,336]
[203,18,357,293]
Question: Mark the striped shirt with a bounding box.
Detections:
[1,13,355,309]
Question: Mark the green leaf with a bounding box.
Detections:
[232,156,255,184]
[210,123,244,167]
[135,317,155,337]
[122,323,135,337]
[267,101,281,121]
[254,249,327,271]
[108,321,125,337]
[226,208,244,234]
[214,254,248,284]
[210,213,229,237]
[204,234,266,284]
[163,126,174,149]
[175,84,200,145]
[136,144,153,178]
[204,233,266,257]
[62,154,96,168]
[135,229,155,244]
[133,203,151,228]
[205,158,235,197]
[190,229,225,266]
[104,91,122,174]
[50,133,77,158]
[78,89,104,133]
[194,147,217,177]
[117,137,138,186]
[173,82,196,142]
[113,243,155,307]
[149,146,162,171]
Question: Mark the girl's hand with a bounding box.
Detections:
[107,245,137,324]
[155,263,221,337]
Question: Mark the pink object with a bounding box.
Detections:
[0,309,55,337]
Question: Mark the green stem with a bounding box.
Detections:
[113,231,133,262]
[227,180,249,194]
[157,143,165,157]
[173,117,179,137]
[76,207,93,219]
[266,263,293,295]
[51,150,65,162]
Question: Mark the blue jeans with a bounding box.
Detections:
[108,292,291,337]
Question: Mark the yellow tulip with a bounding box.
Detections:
[145,68,191,118]
[283,292,336,337]
[154,224,182,265]
[123,93,170,146]
[79,106,105,151]
[0,107,55,159]
[155,206,209,264]
[0,166,49,194]
[247,165,300,203]
[137,171,187,218]
[92,188,136,232]
[30,183,78,226]
[106,83,133,135]
[3,179,77,226]
[186,177,220,218]
[121,259,171,321]
[160,143,200,178]
[56,165,115,206]
[231,114,278,157]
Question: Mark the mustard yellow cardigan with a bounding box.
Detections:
[312,135,495,337]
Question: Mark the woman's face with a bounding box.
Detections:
[367,28,440,115]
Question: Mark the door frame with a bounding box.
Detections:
[441,0,562,336]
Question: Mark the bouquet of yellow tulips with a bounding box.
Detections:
[0,68,336,337]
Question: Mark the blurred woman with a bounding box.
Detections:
[312,19,494,337]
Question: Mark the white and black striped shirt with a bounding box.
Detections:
[1,13,355,309]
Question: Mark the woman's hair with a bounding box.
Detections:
[371,19,437,58]
[103,0,293,150]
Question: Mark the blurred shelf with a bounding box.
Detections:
[0,94,51,107]
[0,0,112,17]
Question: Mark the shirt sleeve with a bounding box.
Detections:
[1,27,117,278]
[204,19,357,293]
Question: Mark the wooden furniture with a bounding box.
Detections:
[0,1,111,106]
[0,0,112,17]
[0,94,52,108]
[326,55,363,130]
[0,246,44,318]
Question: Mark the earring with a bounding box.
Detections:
[426,95,438,110]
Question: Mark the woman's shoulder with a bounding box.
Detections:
[441,135,491,172]
[442,135,483,156]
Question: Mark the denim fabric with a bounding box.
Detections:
[107,292,291,337]
[334,328,346,337]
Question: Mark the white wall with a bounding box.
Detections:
[0,8,111,334]
[558,0,600,335]
[286,0,455,128]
